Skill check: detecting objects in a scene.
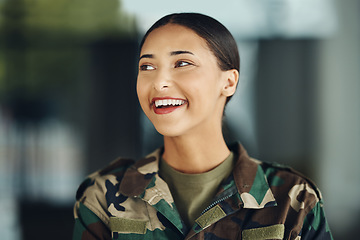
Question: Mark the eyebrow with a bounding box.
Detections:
[170,50,194,56]
[139,54,154,60]
[139,50,194,60]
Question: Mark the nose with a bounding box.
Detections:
[153,68,171,91]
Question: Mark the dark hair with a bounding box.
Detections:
[139,13,240,104]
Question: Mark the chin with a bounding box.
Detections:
[147,114,187,138]
[154,126,182,138]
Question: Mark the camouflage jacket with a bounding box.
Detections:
[73,143,333,240]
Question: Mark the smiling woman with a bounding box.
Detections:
[72,13,333,240]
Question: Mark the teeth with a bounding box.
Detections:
[154,99,185,108]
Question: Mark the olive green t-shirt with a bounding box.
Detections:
[159,152,234,228]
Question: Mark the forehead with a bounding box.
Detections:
[140,24,210,54]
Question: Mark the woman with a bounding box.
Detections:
[73,13,333,240]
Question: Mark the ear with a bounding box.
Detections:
[221,69,239,97]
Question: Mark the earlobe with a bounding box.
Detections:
[222,69,239,97]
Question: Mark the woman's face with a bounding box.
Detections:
[137,24,235,137]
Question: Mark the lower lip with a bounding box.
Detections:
[153,104,185,114]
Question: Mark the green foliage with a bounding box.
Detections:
[22,0,136,38]
[0,0,137,99]
[1,0,136,38]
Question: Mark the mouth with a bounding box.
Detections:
[151,98,187,114]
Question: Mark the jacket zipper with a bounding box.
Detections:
[201,191,237,215]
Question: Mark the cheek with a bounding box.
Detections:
[181,72,220,100]
[178,70,208,91]
[136,78,149,107]
[136,79,142,100]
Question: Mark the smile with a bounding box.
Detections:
[152,98,187,114]
[154,99,186,108]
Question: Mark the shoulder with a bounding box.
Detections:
[259,161,322,197]
[258,160,323,211]
[74,157,135,224]
[76,157,135,201]
[74,148,162,224]
[257,161,333,239]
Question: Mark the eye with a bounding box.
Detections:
[139,64,155,71]
[175,60,192,68]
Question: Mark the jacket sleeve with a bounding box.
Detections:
[300,200,333,240]
[73,201,112,240]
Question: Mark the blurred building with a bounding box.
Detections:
[0,0,359,239]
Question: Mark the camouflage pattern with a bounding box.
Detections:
[73,143,333,240]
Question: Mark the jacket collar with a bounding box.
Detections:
[119,149,161,197]
[230,143,277,209]
[119,143,277,209]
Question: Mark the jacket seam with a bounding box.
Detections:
[145,201,154,230]
[82,200,111,227]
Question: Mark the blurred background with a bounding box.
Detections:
[0,0,358,239]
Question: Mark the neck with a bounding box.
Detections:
[162,129,230,174]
